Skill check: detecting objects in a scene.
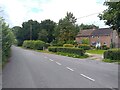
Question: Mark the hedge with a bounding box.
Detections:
[22,40,46,50]
[63,44,74,47]
[2,22,15,65]
[101,45,109,50]
[104,49,120,60]
[78,44,90,50]
[48,47,85,56]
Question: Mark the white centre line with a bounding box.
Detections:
[66,67,74,71]
[80,74,95,82]
[56,62,62,65]
[49,59,54,61]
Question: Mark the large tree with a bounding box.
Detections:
[54,12,77,45]
[12,26,24,46]
[98,1,120,35]
[12,20,41,46]
[39,19,56,43]
[22,20,40,40]
[79,23,99,30]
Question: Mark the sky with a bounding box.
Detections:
[0,0,109,28]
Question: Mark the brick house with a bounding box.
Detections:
[76,28,119,48]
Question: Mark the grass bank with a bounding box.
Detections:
[86,50,106,55]
[37,49,89,59]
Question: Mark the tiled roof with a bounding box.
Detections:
[76,29,95,37]
[76,28,112,37]
[91,28,112,36]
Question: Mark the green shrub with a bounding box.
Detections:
[78,44,90,50]
[81,38,89,44]
[63,44,74,47]
[22,40,46,50]
[101,45,109,50]
[48,47,58,52]
[66,40,77,45]
[48,47,85,56]
[2,21,15,65]
[44,43,50,49]
[57,52,88,58]
[104,49,120,61]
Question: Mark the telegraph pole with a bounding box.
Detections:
[30,24,32,40]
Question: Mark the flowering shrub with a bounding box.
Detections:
[63,44,74,47]
[78,44,90,50]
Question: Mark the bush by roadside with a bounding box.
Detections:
[63,44,74,47]
[103,49,120,62]
[22,40,46,50]
[48,47,85,56]
[57,52,88,58]
[78,44,90,50]
[2,20,15,67]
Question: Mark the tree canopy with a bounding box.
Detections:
[54,12,77,45]
[98,1,120,35]
[39,19,56,43]
[79,23,99,30]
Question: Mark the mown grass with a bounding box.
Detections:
[37,50,89,59]
[86,50,106,54]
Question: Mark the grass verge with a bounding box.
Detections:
[37,50,89,59]
[102,59,120,64]
[86,50,106,54]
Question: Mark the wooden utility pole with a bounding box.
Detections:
[30,24,32,40]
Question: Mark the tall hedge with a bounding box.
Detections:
[22,40,46,50]
[104,49,120,60]
[2,21,15,64]
[48,47,85,56]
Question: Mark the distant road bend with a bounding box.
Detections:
[3,46,119,88]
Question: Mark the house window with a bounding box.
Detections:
[104,42,107,45]
[91,42,96,46]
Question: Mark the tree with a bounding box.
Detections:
[22,20,40,40]
[12,20,41,46]
[39,19,56,43]
[79,23,99,30]
[54,12,77,45]
[12,26,24,46]
[38,29,48,42]
[98,1,120,36]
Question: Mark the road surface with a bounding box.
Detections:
[2,46,119,88]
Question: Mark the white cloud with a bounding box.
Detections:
[0,0,109,28]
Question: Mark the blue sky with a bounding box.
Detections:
[0,0,109,28]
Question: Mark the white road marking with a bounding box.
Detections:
[66,67,74,71]
[80,74,95,81]
[49,59,54,61]
[56,62,62,65]
[110,87,117,90]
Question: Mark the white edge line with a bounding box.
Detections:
[56,62,62,65]
[66,67,74,71]
[80,74,95,81]
[49,59,53,61]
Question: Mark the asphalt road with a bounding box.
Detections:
[2,46,119,88]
